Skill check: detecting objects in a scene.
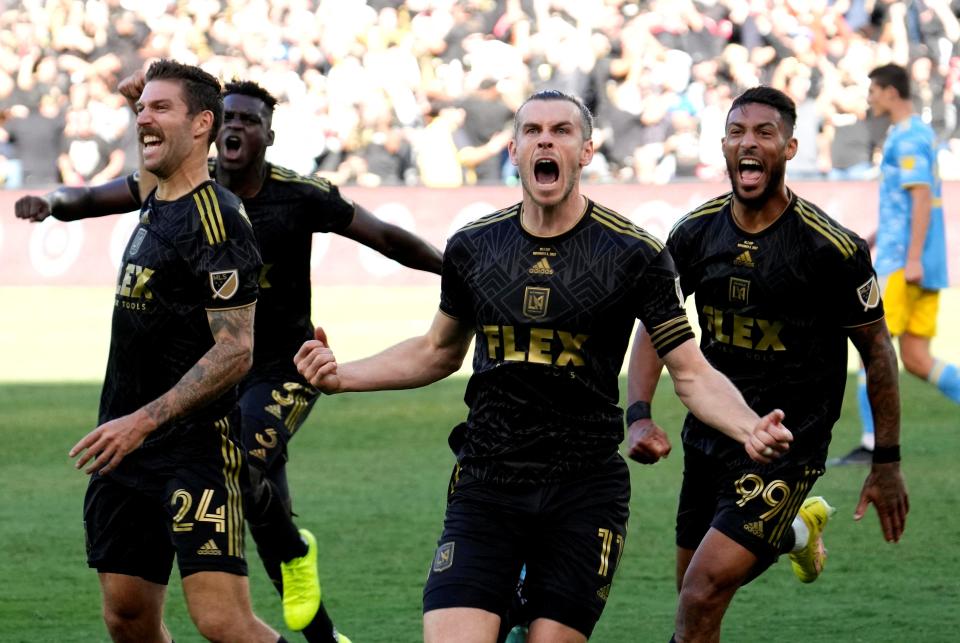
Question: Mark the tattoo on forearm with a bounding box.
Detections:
[144,304,255,427]
[857,322,901,445]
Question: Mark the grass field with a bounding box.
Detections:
[1,372,958,643]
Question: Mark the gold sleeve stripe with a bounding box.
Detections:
[591,204,664,250]
[194,192,219,245]
[669,194,731,236]
[217,418,245,558]
[649,316,693,348]
[459,204,520,231]
[795,199,855,258]
[204,185,228,242]
[197,187,224,245]
[270,166,332,192]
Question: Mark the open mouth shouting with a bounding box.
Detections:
[737,157,764,191]
[533,158,560,186]
[221,134,244,161]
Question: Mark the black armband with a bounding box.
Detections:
[625,401,652,425]
[872,445,901,464]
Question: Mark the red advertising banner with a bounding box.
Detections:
[1,181,957,286]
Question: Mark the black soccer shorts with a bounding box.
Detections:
[83,414,249,584]
[676,443,824,567]
[423,455,630,638]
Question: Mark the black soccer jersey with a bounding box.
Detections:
[99,181,261,445]
[129,163,355,372]
[668,192,884,464]
[221,162,354,370]
[441,199,695,484]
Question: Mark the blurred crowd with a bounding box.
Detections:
[3,0,960,190]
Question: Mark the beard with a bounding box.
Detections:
[726,157,787,210]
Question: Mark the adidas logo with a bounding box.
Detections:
[743,520,764,538]
[197,539,222,556]
[529,257,554,275]
[734,251,754,268]
[596,584,611,602]
[265,404,283,420]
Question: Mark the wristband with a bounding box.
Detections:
[625,401,652,425]
[872,445,901,464]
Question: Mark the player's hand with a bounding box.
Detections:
[854,462,909,543]
[904,258,923,284]
[294,326,341,393]
[627,418,672,464]
[744,409,792,464]
[69,409,155,475]
[118,70,146,113]
[14,195,52,222]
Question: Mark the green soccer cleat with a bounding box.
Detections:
[280,528,322,631]
[789,496,836,583]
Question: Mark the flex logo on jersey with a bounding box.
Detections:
[482,325,588,366]
[857,276,881,311]
[209,270,239,300]
[116,263,154,300]
[702,305,785,351]
[524,286,550,318]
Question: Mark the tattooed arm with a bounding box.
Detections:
[847,317,909,543]
[69,303,256,474]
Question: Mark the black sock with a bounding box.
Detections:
[779,526,796,554]
[300,602,339,643]
[246,473,307,562]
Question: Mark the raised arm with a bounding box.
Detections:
[339,203,443,274]
[295,310,473,393]
[69,303,257,474]
[14,175,140,223]
[661,338,792,463]
[847,318,909,542]
[625,323,670,464]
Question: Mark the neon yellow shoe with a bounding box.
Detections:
[281,528,321,631]
[335,632,352,643]
[789,496,836,583]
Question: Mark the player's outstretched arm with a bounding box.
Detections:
[340,203,443,274]
[625,323,671,464]
[14,176,140,223]
[661,339,792,463]
[848,318,909,543]
[295,310,473,393]
[69,303,256,475]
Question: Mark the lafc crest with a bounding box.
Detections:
[209,270,240,299]
[857,276,880,311]
[523,286,550,319]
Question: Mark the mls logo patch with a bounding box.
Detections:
[857,276,881,311]
[129,228,147,256]
[523,286,550,319]
[209,269,240,300]
[729,277,750,304]
[433,542,455,573]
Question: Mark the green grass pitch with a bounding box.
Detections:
[1,373,958,642]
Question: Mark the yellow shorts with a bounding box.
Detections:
[880,269,940,338]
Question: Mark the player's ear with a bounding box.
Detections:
[267,128,275,147]
[195,109,214,141]
[785,135,798,161]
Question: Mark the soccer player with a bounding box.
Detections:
[294,89,793,643]
[66,59,284,643]
[627,86,910,643]
[16,75,442,643]
[833,63,960,465]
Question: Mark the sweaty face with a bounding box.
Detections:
[136,79,200,180]
[722,103,796,209]
[216,94,273,170]
[509,99,593,209]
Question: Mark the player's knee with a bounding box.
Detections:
[191,609,252,643]
[102,601,159,642]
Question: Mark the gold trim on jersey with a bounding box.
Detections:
[670,193,732,237]
[648,316,693,351]
[458,204,520,231]
[794,198,856,259]
[216,417,244,558]
[590,203,664,250]
[204,300,257,313]
[768,470,818,546]
[194,185,228,246]
[269,165,332,192]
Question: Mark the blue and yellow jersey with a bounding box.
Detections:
[876,115,949,289]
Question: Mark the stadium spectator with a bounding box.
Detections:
[295,88,793,643]
[57,107,125,187]
[628,85,909,643]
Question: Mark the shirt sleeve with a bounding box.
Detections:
[895,135,934,189]
[633,247,696,357]
[302,178,356,233]
[438,233,472,322]
[192,196,261,311]
[829,238,886,328]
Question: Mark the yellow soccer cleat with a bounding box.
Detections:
[335,632,352,643]
[789,496,837,583]
[281,528,322,631]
